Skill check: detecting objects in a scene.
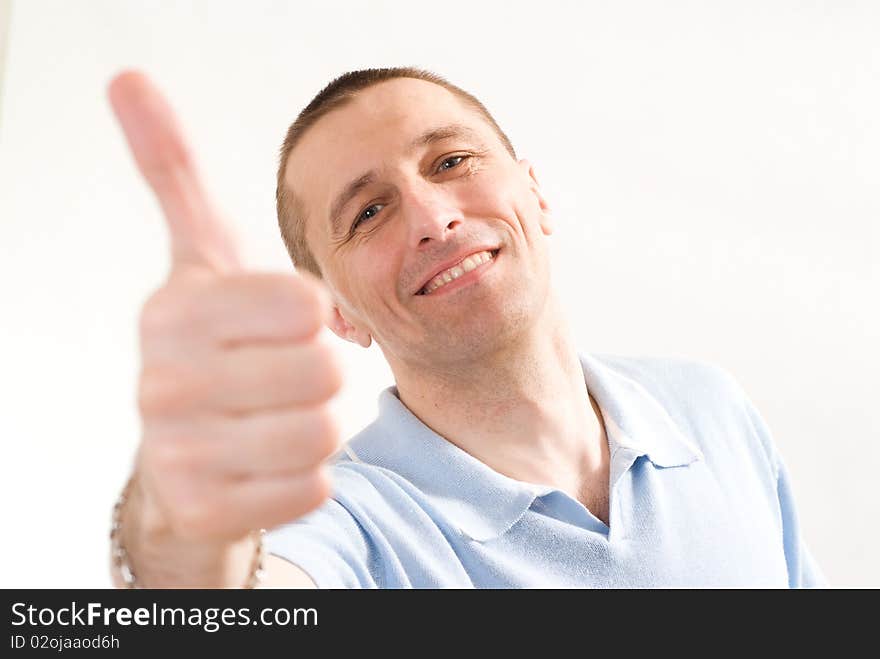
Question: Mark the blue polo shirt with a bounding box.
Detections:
[265,353,826,588]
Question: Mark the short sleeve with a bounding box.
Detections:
[264,497,382,589]
[737,383,829,588]
[775,457,828,588]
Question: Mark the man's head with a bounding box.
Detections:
[276,68,554,374]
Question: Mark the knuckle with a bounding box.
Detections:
[138,363,206,417]
[273,275,327,338]
[298,468,333,515]
[308,407,342,459]
[137,367,175,417]
[139,290,179,338]
[143,430,197,476]
[297,277,330,323]
[309,341,344,398]
[140,284,211,342]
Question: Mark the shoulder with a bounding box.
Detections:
[592,352,777,472]
[592,352,745,402]
[319,423,428,518]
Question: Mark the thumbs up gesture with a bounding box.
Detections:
[109,72,343,586]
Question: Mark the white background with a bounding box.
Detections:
[0,0,877,587]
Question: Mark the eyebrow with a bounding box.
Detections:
[328,123,484,236]
[329,171,377,237]
[411,123,481,150]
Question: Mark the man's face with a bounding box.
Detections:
[286,78,553,372]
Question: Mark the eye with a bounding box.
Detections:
[352,203,384,230]
[436,155,467,173]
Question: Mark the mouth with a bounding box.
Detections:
[415,248,500,296]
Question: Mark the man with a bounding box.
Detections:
[108,67,826,588]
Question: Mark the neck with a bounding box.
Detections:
[391,295,608,502]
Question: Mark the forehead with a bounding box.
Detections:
[285,78,493,225]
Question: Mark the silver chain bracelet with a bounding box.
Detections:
[110,475,266,588]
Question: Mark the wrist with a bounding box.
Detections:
[110,474,265,588]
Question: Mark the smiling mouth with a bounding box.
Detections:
[415,249,500,296]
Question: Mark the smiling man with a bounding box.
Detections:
[109,67,826,588]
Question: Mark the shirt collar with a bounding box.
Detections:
[343,352,703,542]
[579,353,704,470]
[344,391,537,542]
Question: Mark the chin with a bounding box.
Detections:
[427,295,537,365]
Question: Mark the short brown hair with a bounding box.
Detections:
[275,67,516,277]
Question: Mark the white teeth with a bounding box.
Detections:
[422,250,495,294]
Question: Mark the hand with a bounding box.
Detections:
[108,71,342,581]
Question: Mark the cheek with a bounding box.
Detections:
[461,175,513,214]
[462,170,536,224]
[348,247,404,307]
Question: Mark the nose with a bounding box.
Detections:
[402,181,464,248]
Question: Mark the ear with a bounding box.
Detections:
[328,304,372,348]
[518,159,553,236]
